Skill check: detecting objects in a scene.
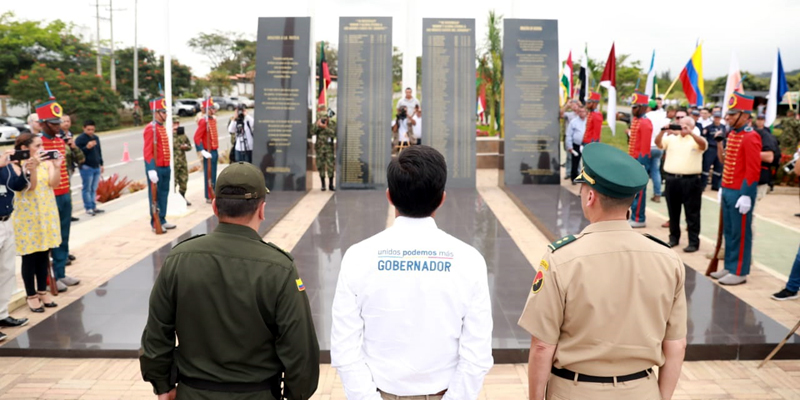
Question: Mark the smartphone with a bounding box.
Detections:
[41,150,61,160]
[9,150,30,162]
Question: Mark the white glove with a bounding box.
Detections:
[580,145,584,153]
[717,188,723,203]
[735,195,752,215]
[571,149,579,157]
[147,170,158,183]
[201,150,212,159]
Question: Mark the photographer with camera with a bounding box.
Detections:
[656,117,708,253]
[392,105,411,150]
[228,105,254,163]
[75,120,104,216]
[314,113,336,191]
[12,133,62,313]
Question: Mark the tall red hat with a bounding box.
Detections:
[587,91,601,102]
[631,92,649,106]
[202,98,215,111]
[149,97,168,112]
[727,91,754,114]
[35,82,63,123]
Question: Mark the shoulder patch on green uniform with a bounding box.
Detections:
[643,233,671,248]
[265,242,294,261]
[548,235,578,252]
[172,234,205,249]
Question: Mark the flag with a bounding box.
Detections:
[318,41,331,108]
[644,50,657,100]
[560,51,573,104]
[721,52,744,117]
[766,48,789,127]
[678,44,704,106]
[578,44,590,104]
[599,43,616,136]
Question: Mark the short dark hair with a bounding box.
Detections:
[387,145,447,218]
[596,192,635,211]
[215,186,264,219]
[405,87,412,91]
[83,119,96,128]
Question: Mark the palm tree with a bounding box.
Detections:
[476,10,504,136]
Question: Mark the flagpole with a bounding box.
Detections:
[662,75,681,99]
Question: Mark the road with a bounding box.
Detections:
[69,114,232,213]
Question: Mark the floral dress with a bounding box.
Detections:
[14,163,61,256]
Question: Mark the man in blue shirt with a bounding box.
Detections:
[0,150,32,341]
[565,107,588,183]
[75,120,105,216]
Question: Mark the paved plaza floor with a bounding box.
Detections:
[0,169,799,398]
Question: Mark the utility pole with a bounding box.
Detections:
[109,0,116,91]
[133,0,138,100]
[95,0,102,76]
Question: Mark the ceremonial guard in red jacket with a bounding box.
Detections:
[194,98,219,203]
[582,91,603,144]
[628,92,654,228]
[143,97,175,230]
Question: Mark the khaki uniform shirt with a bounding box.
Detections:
[518,220,687,376]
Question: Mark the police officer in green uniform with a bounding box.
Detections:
[140,162,320,400]
[313,114,336,191]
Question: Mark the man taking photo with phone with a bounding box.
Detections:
[75,120,104,216]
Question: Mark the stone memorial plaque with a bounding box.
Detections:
[337,17,393,189]
[253,17,311,191]
[502,19,560,185]
[422,18,476,188]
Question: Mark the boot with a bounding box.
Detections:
[329,177,335,191]
[181,193,192,206]
[321,176,327,191]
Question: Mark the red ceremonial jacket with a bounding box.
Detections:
[194,117,219,151]
[583,111,603,144]
[722,126,762,195]
[628,116,653,158]
[40,134,70,196]
[143,122,171,168]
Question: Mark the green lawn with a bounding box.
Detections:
[601,122,630,152]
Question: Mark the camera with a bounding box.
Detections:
[713,131,727,143]
[41,150,60,161]
[176,126,185,135]
[661,124,681,131]
[396,108,407,120]
[321,117,328,125]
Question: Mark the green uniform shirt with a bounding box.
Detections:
[140,223,320,399]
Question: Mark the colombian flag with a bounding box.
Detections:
[678,45,704,106]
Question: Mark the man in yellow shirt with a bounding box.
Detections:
[656,116,708,253]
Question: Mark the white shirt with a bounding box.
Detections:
[392,118,410,142]
[698,117,712,128]
[331,216,493,400]
[410,115,422,139]
[397,97,420,113]
[228,115,254,151]
[646,110,668,147]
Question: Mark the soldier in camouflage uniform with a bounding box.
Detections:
[173,119,193,206]
[314,116,336,191]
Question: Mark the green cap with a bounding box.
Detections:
[574,142,649,198]
[215,162,270,199]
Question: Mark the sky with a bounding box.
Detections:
[8,0,800,81]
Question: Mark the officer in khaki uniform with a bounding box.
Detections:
[140,162,320,400]
[518,143,688,400]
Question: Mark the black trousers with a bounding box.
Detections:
[21,250,49,296]
[570,144,582,181]
[702,146,722,190]
[665,174,703,247]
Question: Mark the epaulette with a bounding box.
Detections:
[172,234,205,249]
[548,235,578,252]
[266,242,294,262]
[643,233,671,248]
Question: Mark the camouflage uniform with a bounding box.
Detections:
[779,117,800,151]
[65,142,85,178]
[173,131,192,196]
[313,119,336,190]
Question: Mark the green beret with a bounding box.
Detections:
[574,143,649,198]
[215,162,270,199]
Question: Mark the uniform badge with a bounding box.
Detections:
[295,279,305,292]
[531,270,544,293]
[539,259,549,271]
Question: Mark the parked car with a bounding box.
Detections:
[0,126,19,144]
[212,97,235,111]
[229,96,254,108]
[173,101,197,117]
[178,99,201,113]
[0,116,30,133]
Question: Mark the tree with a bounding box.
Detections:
[8,64,121,130]
[476,10,503,136]
[187,31,239,71]
[392,46,402,90]
[0,12,96,93]
[113,47,193,100]
[207,69,231,96]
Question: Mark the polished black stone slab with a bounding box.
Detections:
[499,183,800,362]
[0,191,306,358]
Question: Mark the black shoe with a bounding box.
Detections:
[329,178,335,191]
[0,331,6,341]
[320,177,327,191]
[68,254,76,261]
[668,241,679,248]
[0,317,28,328]
[795,213,800,218]
[71,216,79,222]
[66,259,72,266]
[93,209,105,214]
[772,289,799,301]
[683,245,699,253]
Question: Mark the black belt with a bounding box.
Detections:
[0,214,10,222]
[178,374,279,393]
[665,173,701,179]
[551,367,652,383]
